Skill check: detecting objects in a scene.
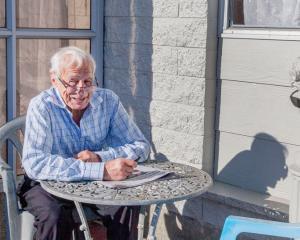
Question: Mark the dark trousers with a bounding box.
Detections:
[18,176,140,240]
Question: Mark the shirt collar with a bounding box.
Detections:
[45,87,103,110]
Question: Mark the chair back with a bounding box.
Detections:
[0,115,34,240]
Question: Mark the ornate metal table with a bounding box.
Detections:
[40,161,213,240]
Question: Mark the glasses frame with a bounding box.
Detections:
[56,76,98,93]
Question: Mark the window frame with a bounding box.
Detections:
[0,0,103,168]
[219,0,300,41]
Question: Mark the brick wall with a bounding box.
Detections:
[104,0,215,171]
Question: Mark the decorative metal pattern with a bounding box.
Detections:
[41,161,213,206]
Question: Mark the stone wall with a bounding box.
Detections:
[104,0,216,174]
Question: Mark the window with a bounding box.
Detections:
[230,0,300,28]
[16,0,91,29]
[0,0,5,27]
[17,39,90,115]
[0,0,103,167]
[0,39,6,162]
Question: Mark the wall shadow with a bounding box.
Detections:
[163,132,288,239]
[216,133,288,194]
[103,1,168,237]
[104,0,168,162]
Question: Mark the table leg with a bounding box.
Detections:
[74,201,93,240]
[138,206,146,240]
[148,203,163,240]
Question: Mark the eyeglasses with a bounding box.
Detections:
[56,76,97,94]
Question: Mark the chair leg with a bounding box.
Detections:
[72,229,76,240]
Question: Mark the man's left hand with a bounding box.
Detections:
[75,150,101,162]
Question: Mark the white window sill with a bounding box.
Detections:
[221,28,300,41]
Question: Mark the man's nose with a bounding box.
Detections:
[77,80,85,88]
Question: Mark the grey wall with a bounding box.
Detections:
[215,38,300,199]
[104,0,217,174]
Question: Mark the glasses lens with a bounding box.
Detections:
[66,86,94,94]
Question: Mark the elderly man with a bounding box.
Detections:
[18,46,150,240]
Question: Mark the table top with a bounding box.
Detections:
[40,161,213,206]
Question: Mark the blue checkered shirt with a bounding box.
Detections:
[22,87,150,181]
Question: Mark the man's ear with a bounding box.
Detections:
[50,71,57,86]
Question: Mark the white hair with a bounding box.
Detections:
[50,46,96,77]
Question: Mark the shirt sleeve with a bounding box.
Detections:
[22,99,104,181]
[94,93,150,162]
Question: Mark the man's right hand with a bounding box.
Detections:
[103,158,137,181]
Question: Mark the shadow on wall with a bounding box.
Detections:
[104,1,167,162]
[216,132,288,194]
[162,132,288,239]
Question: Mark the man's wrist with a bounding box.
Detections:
[94,153,102,162]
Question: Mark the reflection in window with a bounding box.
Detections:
[0,39,6,163]
[16,0,91,29]
[17,39,90,116]
[0,39,6,127]
[231,0,300,28]
[0,0,4,27]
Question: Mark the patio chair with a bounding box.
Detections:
[0,115,107,239]
[220,215,300,240]
[0,115,35,240]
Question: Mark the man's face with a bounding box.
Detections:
[52,64,94,111]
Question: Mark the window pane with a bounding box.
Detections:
[0,0,5,27]
[0,39,6,165]
[231,0,300,28]
[16,0,91,29]
[0,39,5,127]
[17,39,90,116]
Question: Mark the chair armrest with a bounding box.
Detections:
[220,216,300,240]
[0,156,12,172]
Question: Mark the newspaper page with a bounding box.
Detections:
[100,165,171,189]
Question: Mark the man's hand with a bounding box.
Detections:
[104,158,137,181]
[75,150,100,163]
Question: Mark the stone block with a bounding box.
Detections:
[111,91,205,135]
[105,17,154,44]
[149,101,204,135]
[105,17,207,48]
[175,18,207,47]
[178,48,206,77]
[105,0,178,17]
[105,68,206,106]
[179,0,208,17]
[136,0,179,17]
[151,74,206,106]
[105,0,130,17]
[116,93,151,124]
[104,43,177,74]
[152,19,178,46]
[150,127,204,164]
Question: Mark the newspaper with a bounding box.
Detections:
[100,165,171,189]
